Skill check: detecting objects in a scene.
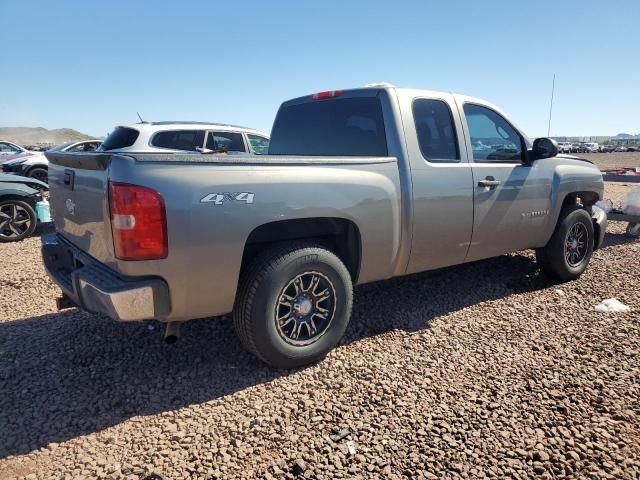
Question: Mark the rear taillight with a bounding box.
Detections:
[109,182,167,260]
[312,90,343,100]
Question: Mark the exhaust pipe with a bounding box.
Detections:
[164,322,180,344]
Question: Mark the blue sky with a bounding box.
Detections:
[1,0,638,138]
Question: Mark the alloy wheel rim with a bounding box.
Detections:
[275,271,337,346]
[0,203,32,239]
[564,223,588,267]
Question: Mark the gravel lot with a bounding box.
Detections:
[1,182,639,480]
[579,151,640,172]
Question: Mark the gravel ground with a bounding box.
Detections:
[1,183,639,480]
[579,151,640,171]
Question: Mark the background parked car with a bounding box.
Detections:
[2,140,101,184]
[97,121,269,155]
[0,141,44,165]
[583,142,600,153]
[557,142,572,153]
[0,173,48,242]
[602,145,616,153]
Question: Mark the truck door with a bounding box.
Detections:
[403,94,474,274]
[459,102,553,262]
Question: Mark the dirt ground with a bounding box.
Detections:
[1,183,639,479]
[579,151,640,171]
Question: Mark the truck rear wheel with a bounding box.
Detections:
[536,206,594,281]
[234,242,353,368]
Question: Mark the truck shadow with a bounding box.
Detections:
[0,236,635,459]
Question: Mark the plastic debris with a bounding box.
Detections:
[554,289,565,296]
[329,428,351,442]
[621,188,640,216]
[594,199,613,214]
[594,298,631,313]
[347,440,356,455]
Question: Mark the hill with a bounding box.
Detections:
[0,127,96,145]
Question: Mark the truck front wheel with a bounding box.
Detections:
[234,243,353,368]
[536,206,594,281]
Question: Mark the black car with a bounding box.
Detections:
[0,173,49,242]
[601,145,616,153]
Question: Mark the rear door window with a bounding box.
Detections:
[269,97,387,156]
[247,134,269,154]
[151,130,206,151]
[413,99,460,162]
[205,131,246,152]
[101,127,140,151]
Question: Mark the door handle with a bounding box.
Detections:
[478,177,500,188]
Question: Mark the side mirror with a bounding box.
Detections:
[530,137,558,161]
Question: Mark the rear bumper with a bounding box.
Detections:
[41,233,171,321]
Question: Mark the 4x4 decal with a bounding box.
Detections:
[200,192,255,205]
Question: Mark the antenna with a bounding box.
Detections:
[547,74,555,137]
[136,112,144,123]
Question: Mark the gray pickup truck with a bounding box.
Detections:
[43,86,606,367]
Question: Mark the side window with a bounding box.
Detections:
[463,104,524,162]
[412,99,460,162]
[68,143,87,152]
[151,130,205,151]
[205,131,246,152]
[247,134,269,155]
[0,143,20,153]
[84,142,100,152]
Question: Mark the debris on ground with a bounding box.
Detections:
[346,440,356,456]
[622,187,640,216]
[329,428,351,442]
[595,298,631,313]
[595,199,614,213]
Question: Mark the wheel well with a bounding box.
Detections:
[241,218,362,282]
[562,191,600,209]
[0,194,36,207]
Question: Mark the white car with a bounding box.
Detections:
[583,142,600,153]
[97,121,270,155]
[0,141,42,164]
[557,142,572,153]
[2,140,101,184]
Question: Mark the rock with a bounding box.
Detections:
[292,459,307,475]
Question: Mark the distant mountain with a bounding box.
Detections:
[0,127,96,145]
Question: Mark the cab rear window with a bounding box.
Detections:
[269,97,388,156]
[101,127,139,151]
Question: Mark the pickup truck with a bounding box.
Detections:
[42,86,606,367]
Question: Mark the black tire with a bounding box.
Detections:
[627,223,640,238]
[234,242,353,368]
[537,206,594,281]
[27,166,48,184]
[0,199,37,242]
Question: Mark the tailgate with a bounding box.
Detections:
[45,152,115,263]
